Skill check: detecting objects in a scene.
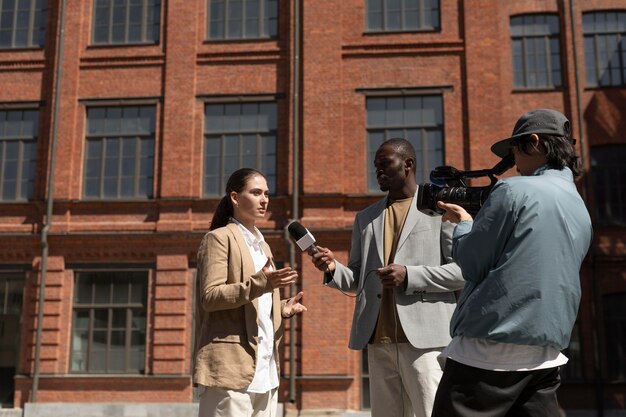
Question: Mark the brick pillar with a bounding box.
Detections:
[153,255,193,375]
[25,256,68,375]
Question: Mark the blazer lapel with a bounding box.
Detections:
[370,197,388,266]
[396,191,421,253]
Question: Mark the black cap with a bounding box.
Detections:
[491,109,572,158]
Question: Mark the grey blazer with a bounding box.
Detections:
[326,191,465,350]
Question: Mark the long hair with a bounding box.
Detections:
[210,168,265,230]
[517,134,582,177]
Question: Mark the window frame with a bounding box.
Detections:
[590,144,626,227]
[82,103,157,201]
[582,10,626,88]
[70,269,149,375]
[0,107,40,202]
[364,0,441,34]
[510,13,563,90]
[205,0,278,41]
[201,96,278,197]
[0,0,47,49]
[91,0,162,46]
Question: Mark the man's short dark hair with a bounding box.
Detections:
[380,138,417,166]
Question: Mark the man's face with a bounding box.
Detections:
[373,144,408,193]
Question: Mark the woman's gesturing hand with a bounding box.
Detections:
[262,259,298,289]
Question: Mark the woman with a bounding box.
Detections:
[194,168,306,417]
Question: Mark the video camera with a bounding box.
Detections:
[416,154,515,216]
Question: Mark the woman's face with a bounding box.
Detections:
[230,174,269,226]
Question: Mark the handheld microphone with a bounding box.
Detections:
[287,221,318,255]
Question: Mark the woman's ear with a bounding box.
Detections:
[229,191,238,208]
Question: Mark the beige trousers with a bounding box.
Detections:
[198,385,278,417]
[367,343,444,417]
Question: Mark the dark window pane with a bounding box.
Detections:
[71,271,148,374]
[510,14,562,89]
[603,293,626,380]
[366,0,439,32]
[583,11,626,87]
[591,145,626,226]
[203,102,277,196]
[84,106,155,199]
[92,0,160,44]
[0,110,38,202]
[207,0,276,40]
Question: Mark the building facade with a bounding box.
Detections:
[0,0,624,415]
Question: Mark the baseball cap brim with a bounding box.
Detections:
[490,132,528,158]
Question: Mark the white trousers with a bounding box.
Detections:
[198,385,278,417]
[367,343,443,417]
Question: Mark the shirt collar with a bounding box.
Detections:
[230,218,265,249]
[531,165,573,182]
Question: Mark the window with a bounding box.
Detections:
[206,0,278,40]
[366,0,439,32]
[92,0,161,45]
[203,101,276,196]
[71,271,148,374]
[0,109,38,202]
[510,14,562,89]
[583,11,626,87]
[0,0,47,49]
[591,145,626,226]
[603,292,626,381]
[366,95,443,192]
[84,105,155,199]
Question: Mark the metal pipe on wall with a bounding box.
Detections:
[568,2,603,416]
[286,0,302,405]
[32,0,67,402]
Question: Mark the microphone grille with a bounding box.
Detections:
[287,221,308,239]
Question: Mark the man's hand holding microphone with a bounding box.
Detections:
[289,221,407,288]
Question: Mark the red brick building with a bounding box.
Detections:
[0,0,625,415]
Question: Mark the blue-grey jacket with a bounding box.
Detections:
[450,166,592,350]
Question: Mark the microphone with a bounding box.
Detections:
[287,221,318,255]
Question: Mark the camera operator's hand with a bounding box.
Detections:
[437,201,473,224]
[310,246,336,273]
[377,264,407,289]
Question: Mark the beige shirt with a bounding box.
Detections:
[371,197,412,344]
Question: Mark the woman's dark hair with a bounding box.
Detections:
[210,168,265,230]
[515,134,583,177]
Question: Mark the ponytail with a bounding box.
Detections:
[210,195,233,230]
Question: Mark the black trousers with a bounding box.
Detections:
[431,359,563,417]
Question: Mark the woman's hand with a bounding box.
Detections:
[262,259,298,289]
[282,291,307,318]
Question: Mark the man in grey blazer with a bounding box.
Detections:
[311,138,464,417]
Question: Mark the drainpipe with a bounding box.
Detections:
[568,0,587,199]
[568,2,602,416]
[32,0,67,402]
[285,0,301,405]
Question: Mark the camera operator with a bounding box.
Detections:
[432,109,593,417]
